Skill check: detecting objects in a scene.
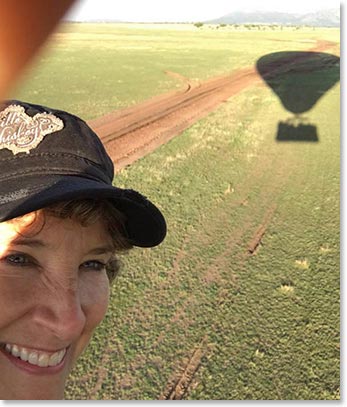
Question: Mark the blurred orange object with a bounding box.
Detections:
[0,0,76,100]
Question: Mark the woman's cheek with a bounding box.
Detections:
[80,272,110,330]
[72,273,110,361]
[0,273,35,327]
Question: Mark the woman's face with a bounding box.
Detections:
[0,212,112,399]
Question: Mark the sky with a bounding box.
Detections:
[66,0,340,23]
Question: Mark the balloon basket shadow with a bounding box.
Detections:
[276,121,319,142]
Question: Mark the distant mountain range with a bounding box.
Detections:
[206,8,340,27]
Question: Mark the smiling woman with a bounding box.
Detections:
[0,100,166,400]
[0,210,113,399]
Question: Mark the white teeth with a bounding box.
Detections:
[28,352,38,365]
[3,344,66,367]
[11,344,20,357]
[48,350,65,366]
[38,353,49,368]
[20,348,29,362]
[48,352,60,367]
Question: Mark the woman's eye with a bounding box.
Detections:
[5,253,33,266]
[81,260,106,272]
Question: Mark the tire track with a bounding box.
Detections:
[82,39,337,399]
[87,40,336,171]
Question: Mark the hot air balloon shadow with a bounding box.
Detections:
[256,52,340,142]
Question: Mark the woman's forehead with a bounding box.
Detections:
[0,212,39,241]
[0,211,112,247]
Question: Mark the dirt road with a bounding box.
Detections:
[66,38,340,400]
[88,40,336,170]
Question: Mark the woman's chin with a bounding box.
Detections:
[17,388,65,401]
[1,382,66,400]
[0,354,72,400]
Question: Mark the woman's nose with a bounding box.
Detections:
[31,284,86,343]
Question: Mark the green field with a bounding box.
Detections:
[13,24,340,400]
[14,23,339,119]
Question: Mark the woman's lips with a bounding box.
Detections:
[0,343,68,375]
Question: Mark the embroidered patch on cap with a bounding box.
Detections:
[0,104,64,155]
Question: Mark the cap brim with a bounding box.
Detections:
[0,176,166,248]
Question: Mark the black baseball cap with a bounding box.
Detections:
[0,100,166,247]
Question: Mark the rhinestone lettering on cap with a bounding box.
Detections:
[0,105,64,155]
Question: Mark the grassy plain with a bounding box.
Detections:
[15,23,338,118]
[13,24,340,400]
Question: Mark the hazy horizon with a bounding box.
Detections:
[65,0,339,23]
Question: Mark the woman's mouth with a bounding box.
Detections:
[0,343,68,374]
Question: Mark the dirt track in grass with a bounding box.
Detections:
[77,39,339,400]
[87,40,336,171]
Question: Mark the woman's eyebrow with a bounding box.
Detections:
[87,246,114,255]
[10,238,46,248]
[9,238,114,254]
